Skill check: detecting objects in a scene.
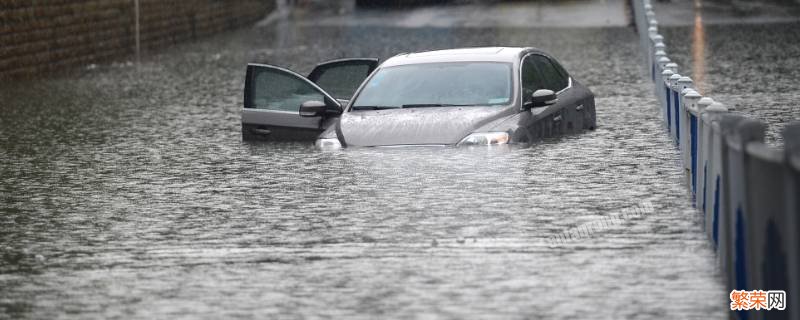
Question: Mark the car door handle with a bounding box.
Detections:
[252,128,272,135]
[576,104,584,111]
[553,115,562,122]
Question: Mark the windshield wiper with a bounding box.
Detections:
[401,103,476,108]
[351,105,400,110]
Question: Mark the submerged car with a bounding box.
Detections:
[241,47,596,148]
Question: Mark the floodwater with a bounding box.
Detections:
[0,1,758,318]
[654,0,800,145]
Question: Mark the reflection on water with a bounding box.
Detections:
[662,10,800,145]
[692,0,706,94]
[0,9,727,319]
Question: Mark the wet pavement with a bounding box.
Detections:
[654,0,800,145]
[6,0,790,318]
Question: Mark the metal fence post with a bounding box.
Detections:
[653,41,665,54]
[654,49,667,86]
[696,97,714,215]
[744,139,788,310]
[647,25,659,75]
[718,114,747,292]
[656,55,670,74]
[646,11,656,25]
[725,119,765,298]
[684,90,702,197]
[668,73,681,143]
[676,77,693,148]
[660,69,674,126]
[665,62,678,74]
[652,41,664,81]
[783,123,800,319]
[665,63,678,133]
[702,102,728,245]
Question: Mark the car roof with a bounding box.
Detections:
[380,47,536,67]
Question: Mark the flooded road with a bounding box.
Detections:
[0,1,740,318]
[654,0,800,145]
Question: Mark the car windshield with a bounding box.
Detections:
[351,62,513,109]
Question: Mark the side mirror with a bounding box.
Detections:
[299,100,327,117]
[528,89,557,108]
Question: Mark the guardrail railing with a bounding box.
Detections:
[631,0,799,318]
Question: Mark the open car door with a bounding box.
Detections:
[242,64,340,141]
[242,59,378,141]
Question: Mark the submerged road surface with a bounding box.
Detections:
[654,0,800,145]
[0,1,730,318]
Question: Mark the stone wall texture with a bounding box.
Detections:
[0,0,273,79]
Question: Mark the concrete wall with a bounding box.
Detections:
[0,0,274,79]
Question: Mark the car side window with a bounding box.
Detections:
[312,64,371,100]
[530,55,568,92]
[549,58,570,82]
[250,67,325,111]
[521,56,545,102]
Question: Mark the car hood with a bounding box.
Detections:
[338,107,511,147]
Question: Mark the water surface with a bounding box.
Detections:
[0,3,730,319]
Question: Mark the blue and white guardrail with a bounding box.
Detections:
[632,0,800,318]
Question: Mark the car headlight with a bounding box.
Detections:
[315,138,342,150]
[457,132,510,146]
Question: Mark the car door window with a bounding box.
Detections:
[312,64,370,100]
[308,59,378,101]
[247,67,326,111]
[549,58,570,82]
[530,55,568,92]
[521,56,545,102]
